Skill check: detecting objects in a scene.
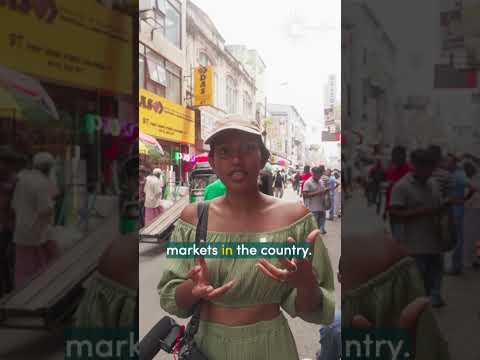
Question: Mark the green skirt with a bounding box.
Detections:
[194,314,299,360]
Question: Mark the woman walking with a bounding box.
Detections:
[158,114,335,360]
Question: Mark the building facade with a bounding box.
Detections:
[342,1,397,146]
[225,45,267,124]
[139,0,195,185]
[186,1,257,150]
[267,104,306,167]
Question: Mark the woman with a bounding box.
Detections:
[158,115,335,360]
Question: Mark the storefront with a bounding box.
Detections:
[0,1,136,328]
[0,0,134,259]
[139,88,195,197]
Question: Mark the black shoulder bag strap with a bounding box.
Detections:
[182,201,209,344]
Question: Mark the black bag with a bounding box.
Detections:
[139,202,209,360]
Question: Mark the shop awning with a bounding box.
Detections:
[0,65,59,121]
[139,131,164,156]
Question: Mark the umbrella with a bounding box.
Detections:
[0,65,59,121]
[139,131,164,156]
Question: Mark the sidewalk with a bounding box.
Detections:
[343,190,479,360]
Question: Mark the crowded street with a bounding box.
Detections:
[140,185,341,360]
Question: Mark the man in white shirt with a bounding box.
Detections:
[143,168,164,226]
[303,167,329,234]
[12,152,58,289]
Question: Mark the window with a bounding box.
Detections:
[147,58,167,86]
[226,76,237,113]
[215,73,220,108]
[199,52,211,67]
[141,45,182,104]
[140,0,181,49]
[243,92,252,116]
[139,43,146,89]
[139,56,145,89]
[165,0,181,48]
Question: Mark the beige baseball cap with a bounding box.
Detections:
[205,114,263,145]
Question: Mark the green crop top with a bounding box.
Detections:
[157,212,335,325]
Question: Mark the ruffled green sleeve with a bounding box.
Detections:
[157,220,196,318]
[281,214,336,325]
[342,258,450,360]
[74,272,137,328]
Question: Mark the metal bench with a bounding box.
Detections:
[139,194,189,244]
[0,214,118,330]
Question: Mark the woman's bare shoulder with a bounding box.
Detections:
[267,197,310,225]
[179,202,199,225]
[97,234,138,290]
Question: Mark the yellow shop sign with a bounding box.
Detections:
[0,0,132,94]
[194,65,214,106]
[139,89,195,145]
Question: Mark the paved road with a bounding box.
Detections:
[139,186,341,360]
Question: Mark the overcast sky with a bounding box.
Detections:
[192,0,341,144]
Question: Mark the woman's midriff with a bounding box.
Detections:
[200,302,280,326]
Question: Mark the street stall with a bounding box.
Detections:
[0,0,135,329]
[138,90,195,243]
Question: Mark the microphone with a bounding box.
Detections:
[138,316,182,360]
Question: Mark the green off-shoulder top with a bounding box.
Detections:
[342,257,450,360]
[74,271,137,328]
[157,212,335,325]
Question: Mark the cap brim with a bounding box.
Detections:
[205,125,262,145]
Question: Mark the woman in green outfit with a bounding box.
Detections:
[158,114,335,359]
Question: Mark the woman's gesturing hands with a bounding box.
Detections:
[187,256,234,300]
[256,229,320,289]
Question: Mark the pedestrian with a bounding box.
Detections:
[389,149,448,307]
[203,178,227,201]
[0,148,24,296]
[294,172,301,194]
[143,168,164,226]
[300,165,312,196]
[11,152,59,289]
[367,158,385,214]
[158,114,335,360]
[333,171,342,218]
[444,153,468,276]
[463,161,480,269]
[303,167,328,235]
[273,170,285,198]
[384,145,411,233]
[259,163,274,196]
[326,169,339,221]
[139,165,149,227]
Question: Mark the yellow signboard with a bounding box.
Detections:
[139,89,195,145]
[0,0,132,94]
[194,66,214,106]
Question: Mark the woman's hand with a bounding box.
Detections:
[256,229,320,289]
[187,256,234,300]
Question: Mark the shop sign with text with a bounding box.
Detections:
[194,66,214,107]
[1,0,132,94]
[139,89,195,145]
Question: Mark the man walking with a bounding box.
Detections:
[273,170,285,198]
[326,169,340,220]
[143,168,164,226]
[389,149,447,307]
[12,152,58,289]
[303,167,328,234]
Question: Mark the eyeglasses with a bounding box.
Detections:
[215,143,260,160]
